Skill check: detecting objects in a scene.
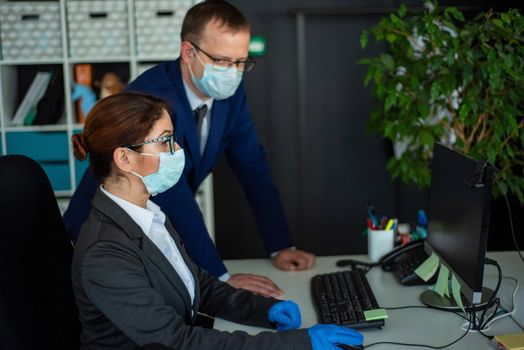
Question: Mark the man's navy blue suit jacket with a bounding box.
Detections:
[63,59,295,277]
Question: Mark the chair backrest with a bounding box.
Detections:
[0,155,80,350]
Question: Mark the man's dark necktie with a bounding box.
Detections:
[194,104,208,143]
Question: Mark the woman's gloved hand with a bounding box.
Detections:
[267,301,301,330]
[307,324,364,349]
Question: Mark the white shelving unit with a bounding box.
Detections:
[0,0,214,236]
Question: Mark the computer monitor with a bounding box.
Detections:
[422,143,494,310]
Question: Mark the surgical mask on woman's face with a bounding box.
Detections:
[188,48,243,100]
[128,148,185,196]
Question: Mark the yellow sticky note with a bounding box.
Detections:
[451,273,465,313]
[494,332,524,350]
[415,252,439,282]
[435,264,449,297]
[364,308,388,321]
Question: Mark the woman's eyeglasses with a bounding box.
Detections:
[126,134,176,154]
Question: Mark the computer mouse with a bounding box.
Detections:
[336,343,364,350]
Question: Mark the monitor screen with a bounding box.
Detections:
[425,144,493,305]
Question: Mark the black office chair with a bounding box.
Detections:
[0,155,80,349]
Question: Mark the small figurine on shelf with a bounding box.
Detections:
[95,72,125,99]
[71,83,96,119]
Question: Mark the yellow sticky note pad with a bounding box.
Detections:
[494,332,524,350]
[435,264,449,297]
[415,252,439,282]
[364,308,388,321]
[451,273,466,313]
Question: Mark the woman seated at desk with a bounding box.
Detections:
[70,92,363,349]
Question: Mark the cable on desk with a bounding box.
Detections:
[371,265,518,347]
[480,298,502,328]
[501,189,524,265]
[478,258,502,330]
[380,275,519,342]
[481,277,518,329]
[363,312,472,349]
[383,304,472,322]
[510,315,524,331]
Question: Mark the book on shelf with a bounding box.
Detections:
[23,105,38,126]
[12,71,52,126]
[34,69,65,125]
[74,64,93,123]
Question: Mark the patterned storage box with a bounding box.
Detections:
[67,0,129,58]
[134,0,193,58]
[0,2,62,60]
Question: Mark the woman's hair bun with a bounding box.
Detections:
[72,133,89,161]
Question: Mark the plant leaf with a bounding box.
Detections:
[390,13,402,26]
[445,7,465,22]
[386,33,397,43]
[399,4,407,18]
[360,30,369,49]
[492,19,504,28]
[380,53,395,71]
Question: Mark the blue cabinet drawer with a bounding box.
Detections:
[6,131,69,161]
[41,162,71,191]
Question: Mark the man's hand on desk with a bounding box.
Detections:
[272,249,316,271]
[226,273,284,298]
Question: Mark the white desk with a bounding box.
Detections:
[214,252,524,349]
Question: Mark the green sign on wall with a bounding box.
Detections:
[249,36,266,56]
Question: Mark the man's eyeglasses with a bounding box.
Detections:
[191,42,256,73]
[126,134,176,154]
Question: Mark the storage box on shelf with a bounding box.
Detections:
[0,0,213,232]
[67,0,129,59]
[0,2,62,61]
[135,0,193,60]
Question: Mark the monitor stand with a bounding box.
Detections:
[420,287,494,312]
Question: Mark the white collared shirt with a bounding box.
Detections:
[183,79,214,154]
[183,79,231,282]
[100,186,196,305]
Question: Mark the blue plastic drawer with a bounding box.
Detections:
[6,131,69,161]
[41,161,71,191]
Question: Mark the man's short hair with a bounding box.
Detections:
[181,0,251,44]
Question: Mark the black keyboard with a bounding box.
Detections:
[311,269,384,329]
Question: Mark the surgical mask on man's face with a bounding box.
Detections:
[188,49,243,100]
[129,148,185,196]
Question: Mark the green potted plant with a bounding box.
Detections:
[359,1,524,203]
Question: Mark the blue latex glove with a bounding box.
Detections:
[307,324,364,350]
[71,83,96,116]
[267,301,301,330]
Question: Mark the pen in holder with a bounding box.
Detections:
[367,228,394,262]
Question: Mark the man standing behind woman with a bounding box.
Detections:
[70,92,363,349]
[64,0,316,298]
